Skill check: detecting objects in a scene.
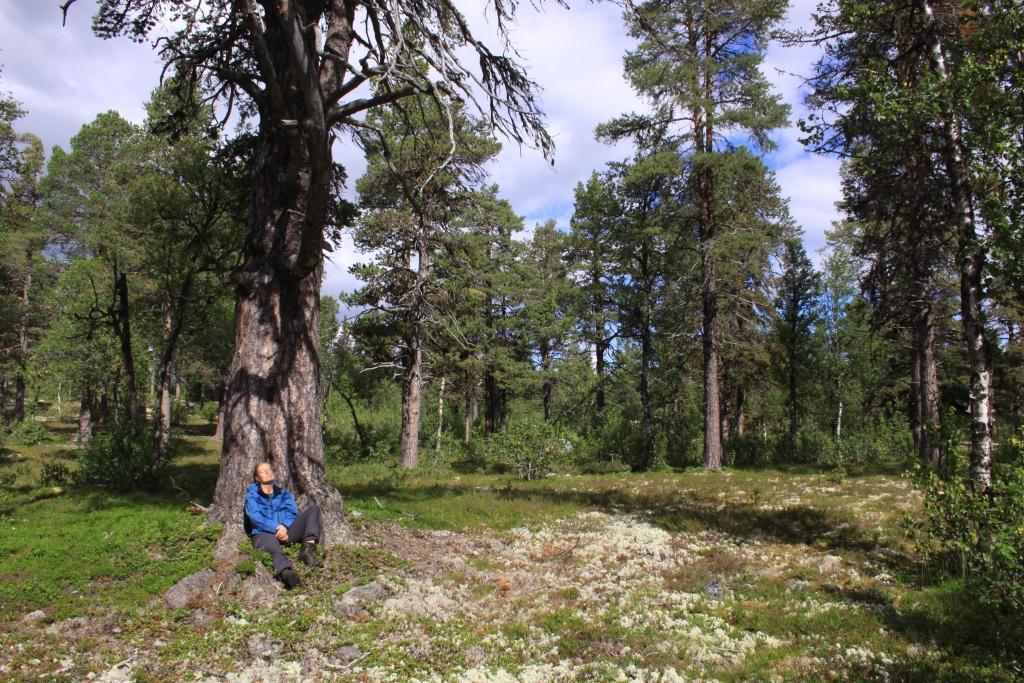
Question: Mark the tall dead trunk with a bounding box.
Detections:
[77,385,93,444]
[734,385,745,438]
[435,376,446,451]
[835,399,843,441]
[921,0,992,490]
[400,223,429,469]
[14,264,31,422]
[213,383,226,441]
[112,272,141,423]
[911,300,942,466]
[463,367,477,445]
[153,306,178,459]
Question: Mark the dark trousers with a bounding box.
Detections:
[252,505,322,574]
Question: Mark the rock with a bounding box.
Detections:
[872,547,902,562]
[301,648,325,675]
[45,615,117,642]
[819,554,842,575]
[332,601,371,621]
[341,580,395,605]
[164,568,216,610]
[464,645,487,668]
[335,645,363,664]
[21,610,46,624]
[238,563,283,608]
[247,632,281,659]
[190,609,213,629]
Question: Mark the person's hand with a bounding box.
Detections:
[275,524,288,542]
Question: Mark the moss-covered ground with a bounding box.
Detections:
[0,415,1020,681]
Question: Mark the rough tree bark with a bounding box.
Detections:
[400,222,429,468]
[112,272,141,423]
[921,0,992,490]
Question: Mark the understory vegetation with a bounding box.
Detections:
[1,415,1022,681]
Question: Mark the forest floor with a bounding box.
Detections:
[0,417,1021,681]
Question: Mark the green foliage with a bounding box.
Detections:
[917,427,1024,612]
[75,414,168,491]
[198,400,219,425]
[38,460,71,487]
[483,421,571,481]
[5,417,49,446]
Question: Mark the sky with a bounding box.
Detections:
[0,0,842,301]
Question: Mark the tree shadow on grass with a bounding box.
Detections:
[821,581,1024,680]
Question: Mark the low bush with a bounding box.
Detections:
[38,461,72,487]
[6,418,50,446]
[75,414,170,490]
[484,421,572,481]
[915,426,1024,612]
[198,401,220,425]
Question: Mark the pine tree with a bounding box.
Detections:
[774,238,822,441]
[606,0,790,469]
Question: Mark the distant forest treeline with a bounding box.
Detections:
[1,0,1022,493]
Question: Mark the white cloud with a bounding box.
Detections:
[1,0,845,299]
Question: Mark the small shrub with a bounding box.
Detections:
[915,426,1024,612]
[484,421,570,481]
[38,461,72,487]
[6,418,49,446]
[0,470,16,489]
[577,459,630,475]
[199,401,220,425]
[75,413,168,490]
[724,434,772,468]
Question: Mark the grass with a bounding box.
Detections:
[0,413,1021,681]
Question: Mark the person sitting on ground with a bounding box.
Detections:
[244,461,322,589]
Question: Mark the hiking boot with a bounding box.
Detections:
[279,567,302,589]
[299,541,320,568]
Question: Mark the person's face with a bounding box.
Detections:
[255,463,275,485]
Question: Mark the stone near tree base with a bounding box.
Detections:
[164,568,216,610]
[247,632,281,659]
[21,610,46,624]
[331,579,396,620]
[335,645,363,664]
[341,580,395,605]
[332,601,371,621]
[238,563,283,607]
[819,554,842,575]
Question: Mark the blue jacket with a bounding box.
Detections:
[244,482,298,536]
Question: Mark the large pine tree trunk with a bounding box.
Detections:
[921,0,992,490]
[400,334,424,468]
[14,265,31,422]
[702,253,723,470]
[209,124,350,554]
